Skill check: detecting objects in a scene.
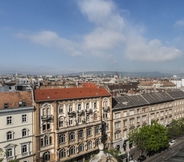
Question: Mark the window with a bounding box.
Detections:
[95,139,100,147]
[4,103,8,109]
[7,148,12,157]
[22,129,28,137]
[7,131,13,140]
[137,117,140,123]
[43,152,50,161]
[106,123,109,131]
[59,134,65,143]
[41,136,52,147]
[19,101,26,107]
[94,113,97,120]
[129,110,134,116]
[137,109,140,114]
[115,122,120,129]
[95,126,100,134]
[123,111,127,117]
[22,145,27,154]
[22,114,27,122]
[115,113,120,119]
[69,118,73,126]
[78,116,82,124]
[59,105,63,114]
[69,132,75,141]
[123,120,127,127]
[87,141,92,150]
[42,122,50,131]
[142,108,146,113]
[59,149,66,158]
[69,146,75,155]
[78,104,81,111]
[86,103,89,110]
[94,102,97,109]
[78,144,84,152]
[123,130,127,138]
[115,131,121,139]
[130,118,134,125]
[87,128,92,136]
[59,120,63,127]
[142,116,146,121]
[78,130,83,139]
[69,105,72,112]
[86,115,90,122]
[7,116,12,125]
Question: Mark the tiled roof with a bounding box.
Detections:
[0,91,32,109]
[34,87,111,102]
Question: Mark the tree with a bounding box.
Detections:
[129,120,169,155]
[0,148,5,162]
[167,118,184,139]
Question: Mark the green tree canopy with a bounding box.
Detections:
[129,120,169,154]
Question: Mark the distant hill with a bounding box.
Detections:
[65,71,172,78]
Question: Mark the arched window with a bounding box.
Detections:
[59,148,66,158]
[69,132,75,141]
[59,133,65,143]
[69,105,72,112]
[43,108,46,116]
[78,143,84,152]
[43,152,50,161]
[94,102,97,109]
[22,144,27,153]
[69,146,75,155]
[7,131,13,140]
[45,136,49,145]
[87,141,92,150]
[22,128,28,137]
[78,103,81,111]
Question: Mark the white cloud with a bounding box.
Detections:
[174,20,184,27]
[16,0,182,62]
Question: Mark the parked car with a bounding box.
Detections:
[169,139,176,146]
[146,151,155,157]
[137,155,146,162]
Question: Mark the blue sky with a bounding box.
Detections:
[1,0,184,75]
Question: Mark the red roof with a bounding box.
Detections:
[34,87,111,102]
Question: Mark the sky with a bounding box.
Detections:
[1,0,184,75]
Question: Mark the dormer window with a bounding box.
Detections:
[4,103,8,109]
[19,101,26,107]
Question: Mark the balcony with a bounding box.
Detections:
[77,110,85,115]
[68,111,76,117]
[86,109,93,114]
[41,115,53,121]
[103,106,110,112]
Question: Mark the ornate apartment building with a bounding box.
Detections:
[33,85,112,162]
[0,91,34,162]
[112,90,184,152]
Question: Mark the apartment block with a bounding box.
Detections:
[112,90,184,152]
[0,91,34,162]
[33,85,112,162]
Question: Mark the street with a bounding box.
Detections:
[129,137,184,162]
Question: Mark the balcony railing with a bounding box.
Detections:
[41,115,53,121]
[103,106,110,112]
[68,111,76,117]
[77,110,85,115]
[86,109,93,114]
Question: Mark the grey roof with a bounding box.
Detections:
[166,90,184,99]
[113,95,148,110]
[141,92,173,104]
[112,90,184,111]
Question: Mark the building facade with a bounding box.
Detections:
[112,90,184,152]
[0,91,34,162]
[33,86,112,162]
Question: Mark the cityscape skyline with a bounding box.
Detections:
[1,0,184,75]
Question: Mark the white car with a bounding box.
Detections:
[169,139,176,146]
